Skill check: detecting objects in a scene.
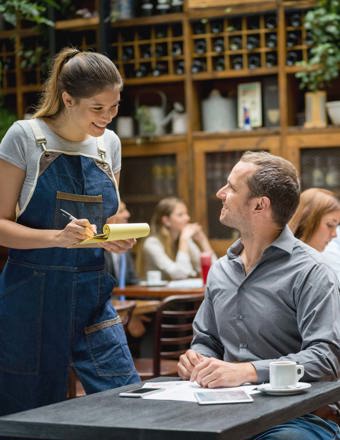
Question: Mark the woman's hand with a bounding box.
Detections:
[180,223,201,240]
[100,238,136,253]
[56,218,96,247]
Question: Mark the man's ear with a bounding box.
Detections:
[254,196,270,211]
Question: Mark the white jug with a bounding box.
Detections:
[202,89,237,132]
[135,90,167,136]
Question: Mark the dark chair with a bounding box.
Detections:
[133,293,204,380]
[68,300,137,399]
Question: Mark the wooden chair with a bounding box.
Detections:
[68,300,137,399]
[133,293,204,380]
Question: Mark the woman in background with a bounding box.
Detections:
[289,187,340,251]
[289,187,340,424]
[138,196,215,280]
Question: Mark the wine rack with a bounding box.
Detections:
[111,21,185,81]
[190,12,279,76]
[285,9,312,68]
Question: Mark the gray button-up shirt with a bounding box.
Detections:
[192,226,340,383]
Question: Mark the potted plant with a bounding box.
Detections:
[295,0,340,127]
[0,0,56,28]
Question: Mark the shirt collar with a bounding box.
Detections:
[227,225,296,260]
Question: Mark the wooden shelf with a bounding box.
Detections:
[193,127,281,139]
[55,16,99,30]
[111,13,184,28]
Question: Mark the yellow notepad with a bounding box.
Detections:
[73,223,150,246]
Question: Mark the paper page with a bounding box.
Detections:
[77,223,150,245]
[141,381,259,403]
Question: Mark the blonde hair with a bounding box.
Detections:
[33,47,123,118]
[289,187,340,244]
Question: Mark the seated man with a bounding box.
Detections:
[105,200,139,287]
[178,151,340,440]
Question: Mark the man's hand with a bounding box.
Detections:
[190,358,258,388]
[177,349,207,379]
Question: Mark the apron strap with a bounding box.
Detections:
[28,119,49,153]
[29,118,107,162]
[96,135,106,162]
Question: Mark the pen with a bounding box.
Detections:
[60,208,77,221]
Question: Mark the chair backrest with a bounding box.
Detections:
[152,293,204,376]
[114,300,136,331]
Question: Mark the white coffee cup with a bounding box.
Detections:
[269,360,304,389]
[146,270,162,286]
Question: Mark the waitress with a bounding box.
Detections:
[0,47,140,416]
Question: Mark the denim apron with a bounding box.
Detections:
[0,119,140,416]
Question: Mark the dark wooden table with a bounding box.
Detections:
[114,285,204,299]
[0,380,339,440]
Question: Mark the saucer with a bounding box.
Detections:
[140,280,168,287]
[257,382,311,396]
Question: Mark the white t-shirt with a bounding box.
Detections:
[0,119,121,214]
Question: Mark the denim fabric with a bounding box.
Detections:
[251,413,340,440]
[0,153,140,416]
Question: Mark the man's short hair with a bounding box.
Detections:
[240,151,300,227]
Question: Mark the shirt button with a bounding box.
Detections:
[238,315,243,320]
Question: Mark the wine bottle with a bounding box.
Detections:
[231,55,243,70]
[229,36,242,51]
[266,33,277,49]
[248,54,261,69]
[213,38,224,53]
[152,61,168,76]
[286,31,300,47]
[191,59,206,73]
[213,57,225,71]
[154,25,167,38]
[175,60,185,75]
[155,0,171,15]
[170,0,183,13]
[172,42,183,56]
[227,17,241,32]
[265,52,277,67]
[247,35,260,50]
[286,50,300,66]
[194,39,207,55]
[140,0,154,16]
[264,14,277,29]
[135,63,150,78]
[305,30,314,46]
[210,20,223,34]
[122,46,134,61]
[140,44,152,59]
[247,15,260,30]
[288,12,302,28]
[193,20,206,35]
[155,43,167,58]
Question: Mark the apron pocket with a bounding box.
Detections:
[85,317,134,377]
[0,265,45,374]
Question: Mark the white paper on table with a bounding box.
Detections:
[167,278,203,289]
[141,381,259,402]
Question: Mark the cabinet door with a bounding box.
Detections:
[194,135,280,255]
[286,130,340,193]
[119,140,189,223]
